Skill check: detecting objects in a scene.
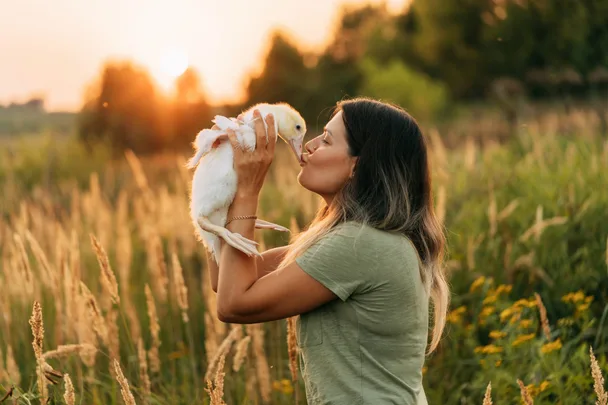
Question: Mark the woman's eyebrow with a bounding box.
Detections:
[323,126,333,136]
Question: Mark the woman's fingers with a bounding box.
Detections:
[252,109,268,151]
[225,129,240,155]
[264,114,277,156]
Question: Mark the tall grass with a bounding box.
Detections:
[0,104,606,404]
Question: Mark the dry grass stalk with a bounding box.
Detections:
[171,253,189,323]
[113,359,137,405]
[497,199,520,222]
[106,307,120,362]
[29,301,44,360]
[147,234,169,302]
[24,230,55,290]
[517,379,534,405]
[483,381,492,405]
[287,316,298,382]
[13,233,34,296]
[519,214,567,242]
[247,324,272,403]
[63,374,75,405]
[90,233,120,304]
[42,344,97,360]
[137,339,151,404]
[204,313,219,364]
[80,282,109,347]
[205,326,241,382]
[436,185,446,226]
[232,336,251,372]
[205,353,227,405]
[590,347,608,405]
[6,346,21,385]
[0,348,5,382]
[534,293,551,340]
[29,301,48,404]
[145,284,161,373]
[488,193,497,237]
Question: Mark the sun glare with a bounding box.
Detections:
[152,48,190,91]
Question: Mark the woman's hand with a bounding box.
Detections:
[226,109,277,199]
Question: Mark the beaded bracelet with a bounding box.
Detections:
[225,215,257,226]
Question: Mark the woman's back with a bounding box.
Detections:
[295,222,429,405]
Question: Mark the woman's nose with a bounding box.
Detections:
[305,139,316,154]
[305,135,321,154]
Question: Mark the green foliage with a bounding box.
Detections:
[359,57,449,121]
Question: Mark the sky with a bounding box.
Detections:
[0,0,408,111]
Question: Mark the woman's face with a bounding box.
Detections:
[298,111,358,202]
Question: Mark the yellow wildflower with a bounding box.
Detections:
[540,339,562,354]
[474,344,504,354]
[576,303,590,312]
[561,290,585,303]
[483,295,498,305]
[539,381,550,392]
[495,284,512,295]
[281,379,294,395]
[470,276,486,292]
[557,317,574,327]
[447,306,467,323]
[480,306,495,318]
[500,307,516,322]
[512,333,536,347]
[526,384,539,398]
[584,296,593,304]
[509,313,522,324]
[273,380,282,391]
[519,319,533,329]
[489,330,506,339]
[495,360,502,367]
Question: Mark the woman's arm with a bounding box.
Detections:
[207,244,288,293]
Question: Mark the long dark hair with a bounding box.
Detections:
[278,97,449,354]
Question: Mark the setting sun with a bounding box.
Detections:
[152,48,190,91]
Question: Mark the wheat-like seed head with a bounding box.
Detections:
[113,359,137,405]
[90,233,120,304]
[42,344,97,360]
[137,338,151,404]
[63,373,75,405]
[534,292,551,340]
[287,316,298,383]
[590,346,608,405]
[517,379,534,405]
[483,381,492,405]
[232,335,251,373]
[247,324,272,403]
[145,284,161,373]
[171,253,189,323]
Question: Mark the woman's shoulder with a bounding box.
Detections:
[327,222,419,265]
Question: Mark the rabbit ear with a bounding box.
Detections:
[185,129,225,168]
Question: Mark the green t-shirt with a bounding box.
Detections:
[295,221,429,405]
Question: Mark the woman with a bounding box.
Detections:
[205,97,450,404]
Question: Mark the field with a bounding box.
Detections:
[0,105,607,404]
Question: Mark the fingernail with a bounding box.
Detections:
[268,113,273,119]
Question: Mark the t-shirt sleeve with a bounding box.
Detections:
[295,223,376,301]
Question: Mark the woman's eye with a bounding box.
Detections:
[322,138,330,144]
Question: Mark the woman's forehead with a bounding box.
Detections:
[326,111,345,135]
